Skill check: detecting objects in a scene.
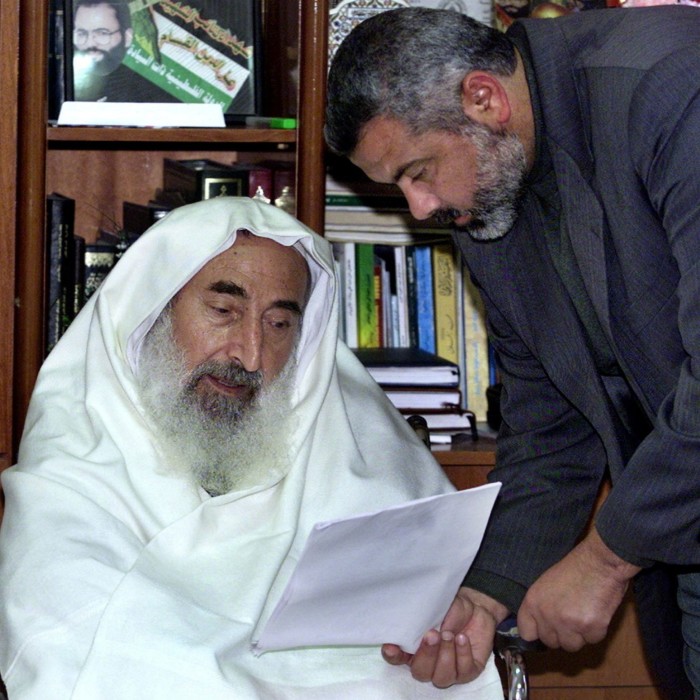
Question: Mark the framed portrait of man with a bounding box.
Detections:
[66,0,261,119]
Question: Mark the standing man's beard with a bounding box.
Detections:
[137,310,297,496]
[434,123,528,242]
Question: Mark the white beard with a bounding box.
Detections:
[137,309,297,496]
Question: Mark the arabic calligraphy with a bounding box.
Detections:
[157,0,253,60]
[159,31,237,91]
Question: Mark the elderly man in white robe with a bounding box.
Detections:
[0,198,502,699]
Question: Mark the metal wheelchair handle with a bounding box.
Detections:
[495,616,545,700]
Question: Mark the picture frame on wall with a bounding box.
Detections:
[64,0,262,121]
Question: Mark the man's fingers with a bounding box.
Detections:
[454,632,483,683]
[381,643,412,666]
[407,629,441,682]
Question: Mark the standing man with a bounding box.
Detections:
[326,5,700,696]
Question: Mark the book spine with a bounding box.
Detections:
[393,245,410,348]
[44,193,75,355]
[432,242,459,364]
[463,272,490,421]
[332,242,358,348]
[73,235,86,317]
[355,244,379,348]
[84,247,117,301]
[405,246,419,348]
[414,244,436,354]
[325,192,408,211]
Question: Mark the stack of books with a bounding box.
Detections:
[325,171,448,236]
[354,347,477,444]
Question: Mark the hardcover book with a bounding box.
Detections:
[45,192,76,354]
[355,243,379,348]
[353,347,460,387]
[432,242,460,364]
[332,242,358,348]
[84,238,117,301]
[122,200,172,238]
[68,0,261,118]
[413,244,436,355]
[384,387,462,412]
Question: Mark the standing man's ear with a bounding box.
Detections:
[460,72,512,129]
[124,27,134,48]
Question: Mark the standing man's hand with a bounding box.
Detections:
[517,528,641,651]
[381,586,509,687]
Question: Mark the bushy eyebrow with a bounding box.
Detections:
[208,280,247,298]
[207,280,303,316]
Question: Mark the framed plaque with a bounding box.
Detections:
[67,0,261,119]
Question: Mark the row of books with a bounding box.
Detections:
[334,236,493,434]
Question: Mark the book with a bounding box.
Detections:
[384,387,462,412]
[353,347,459,387]
[432,242,460,364]
[332,242,358,348]
[160,158,250,205]
[412,410,476,433]
[84,238,117,301]
[355,244,379,348]
[463,271,490,421]
[325,207,448,231]
[325,191,408,211]
[256,159,296,202]
[45,192,76,354]
[393,245,410,348]
[374,245,398,347]
[413,244,436,354]
[405,245,419,349]
[72,235,86,317]
[373,254,386,347]
[325,229,450,246]
[122,200,172,238]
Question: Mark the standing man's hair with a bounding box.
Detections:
[324,7,516,155]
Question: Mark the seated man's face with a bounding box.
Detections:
[73,4,132,77]
[170,233,309,408]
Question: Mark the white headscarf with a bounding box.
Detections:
[0,198,501,699]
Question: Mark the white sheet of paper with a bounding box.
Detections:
[253,482,501,655]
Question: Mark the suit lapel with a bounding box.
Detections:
[552,146,612,341]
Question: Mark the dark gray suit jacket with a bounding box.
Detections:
[458,6,700,610]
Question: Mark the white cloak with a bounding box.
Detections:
[0,198,502,699]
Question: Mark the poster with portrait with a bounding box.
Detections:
[67,0,261,119]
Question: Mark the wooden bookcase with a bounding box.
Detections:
[0,1,668,697]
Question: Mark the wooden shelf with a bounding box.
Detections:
[46,126,297,145]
